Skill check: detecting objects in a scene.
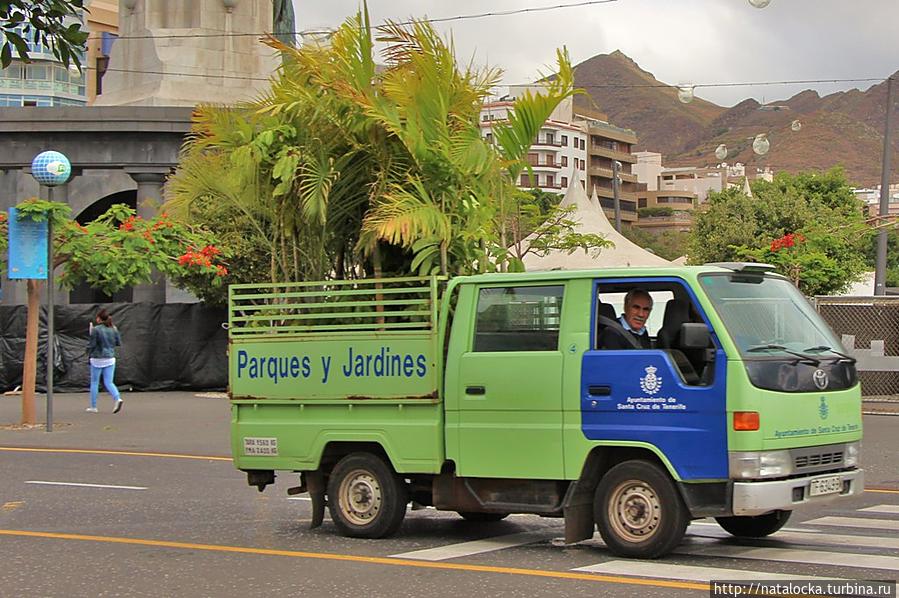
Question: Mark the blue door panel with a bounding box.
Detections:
[580,349,728,480]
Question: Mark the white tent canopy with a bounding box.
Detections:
[521,174,670,270]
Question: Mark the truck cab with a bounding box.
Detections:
[229,264,863,558]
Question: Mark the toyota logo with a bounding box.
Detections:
[812,369,829,390]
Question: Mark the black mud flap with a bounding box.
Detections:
[304,471,326,529]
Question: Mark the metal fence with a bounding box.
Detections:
[815,296,899,397]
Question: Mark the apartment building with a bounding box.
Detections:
[634,190,696,233]
[634,151,726,204]
[583,110,639,224]
[480,92,640,223]
[481,98,588,194]
[0,2,118,107]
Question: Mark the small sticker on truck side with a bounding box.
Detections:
[244,437,278,456]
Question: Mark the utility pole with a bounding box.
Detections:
[874,76,895,296]
[612,160,622,232]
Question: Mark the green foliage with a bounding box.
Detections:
[0,199,226,296]
[167,7,586,287]
[688,168,870,295]
[0,0,88,69]
[638,207,675,217]
[621,225,689,261]
[863,229,899,287]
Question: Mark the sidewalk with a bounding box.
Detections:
[862,396,899,416]
[2,391,895,455]
[0,391,232,456]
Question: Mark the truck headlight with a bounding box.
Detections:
[844,441,860,468]
[729,450,793,479]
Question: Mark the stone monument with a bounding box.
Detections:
[95,0,282,106]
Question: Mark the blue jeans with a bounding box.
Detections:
[89,363,121,408]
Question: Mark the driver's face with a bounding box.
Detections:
[624,296,652,332]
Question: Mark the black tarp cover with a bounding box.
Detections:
[0,303,227,392]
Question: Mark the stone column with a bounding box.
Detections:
[127,170,168,302]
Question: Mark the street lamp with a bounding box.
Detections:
[30,150,71,432]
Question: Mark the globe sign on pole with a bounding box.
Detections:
[31,150,72,187]
[25,150,71,433]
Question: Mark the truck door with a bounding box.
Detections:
[583,278,728,480]
[449,283,566,479]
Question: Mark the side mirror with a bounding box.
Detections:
[680,322,710,349]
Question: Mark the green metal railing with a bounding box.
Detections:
[228,276,443,338]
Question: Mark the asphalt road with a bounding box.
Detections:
[1,392,897,598]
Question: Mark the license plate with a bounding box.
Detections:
[809,475,842,497]
[243,437,278,456]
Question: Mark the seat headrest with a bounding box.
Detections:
[662,299,691,327]
[598,302,616,322]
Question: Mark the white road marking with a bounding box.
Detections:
[804,516,899,531]
[689,526,899,550]
[390,531,553,561]
[858,505,899,514]
[676,543,899,571]
[286,496,311,501]
[689,520,819,534]
[25,481,147,491]
[574,560,841,582]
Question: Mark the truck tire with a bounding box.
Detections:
[594,460,689,559]
[715,510,791,538]
[457,512,509,522]
[327,452,408,539]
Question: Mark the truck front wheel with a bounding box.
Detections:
[715,510,791,538]
[327,453,408,539]
[594,460,689,559]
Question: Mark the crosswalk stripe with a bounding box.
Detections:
[689,521,818,534]
[574,560,841,583]
[857,505,899,514]
[804,516,899,531]
[675,543,899,571]
[689,526,899,550]
[390,531,552,561]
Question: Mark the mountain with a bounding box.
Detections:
[571,51,899,186]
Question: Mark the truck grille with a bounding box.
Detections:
[794,449,843,470]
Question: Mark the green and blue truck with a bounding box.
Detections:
[228,264,863,558]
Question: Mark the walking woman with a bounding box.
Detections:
[86,308,123,413]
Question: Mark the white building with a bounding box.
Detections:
[480,95,587,195]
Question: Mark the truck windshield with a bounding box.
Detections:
[698,272,842,359]
[699,272,857,392]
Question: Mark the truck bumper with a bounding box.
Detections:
[732,468,864,516]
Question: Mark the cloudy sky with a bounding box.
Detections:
[291,0,898,107]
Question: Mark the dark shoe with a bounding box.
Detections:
[113,399,123,414]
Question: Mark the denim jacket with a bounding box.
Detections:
[87,324,121,359]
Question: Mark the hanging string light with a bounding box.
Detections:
[715,144,728,160]
[677,85,695,104]
[752,134,770,155]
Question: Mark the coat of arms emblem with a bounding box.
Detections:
[639,365,662,395]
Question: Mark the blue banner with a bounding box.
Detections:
[7,208,48,280]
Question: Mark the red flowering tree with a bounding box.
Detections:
[743,224,863,296]
[1,199,227,425]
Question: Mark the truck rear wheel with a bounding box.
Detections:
[715,510,791,538]
[594,460,688,559]
[327,453,408,539]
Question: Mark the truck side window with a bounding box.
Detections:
[473,285,564,352]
